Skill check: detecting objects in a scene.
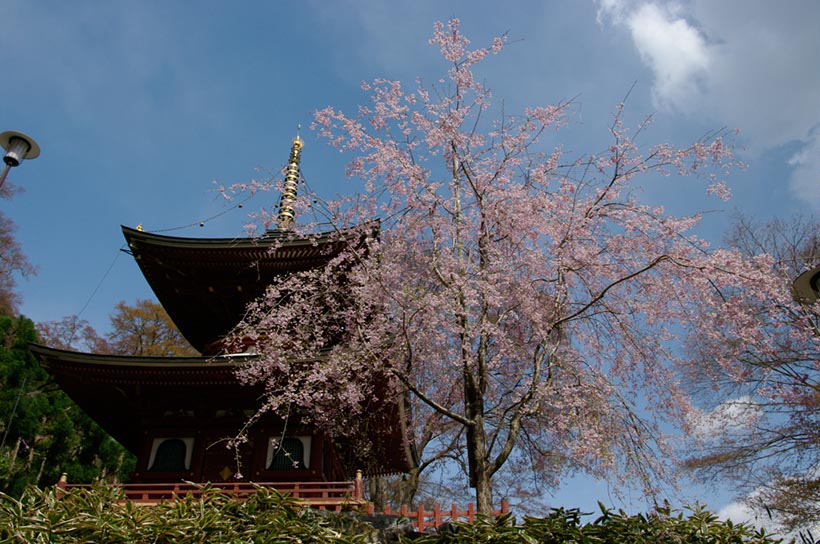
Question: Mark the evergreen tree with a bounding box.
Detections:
[0,315,134,496]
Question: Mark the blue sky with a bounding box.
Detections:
[1,0,817,525]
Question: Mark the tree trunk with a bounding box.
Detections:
[113,451,124,483]
[399,467,421,507]
[467,425,493,514]
[368,475,386,511]
[464,400,493,513]
[34,455,46,486]
[367,469,422,510]
[7,437,20,478]
[25,441,34,471]
[474,462,493,515]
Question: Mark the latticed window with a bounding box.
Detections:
[268,437,305,470]
[150,438,187,471]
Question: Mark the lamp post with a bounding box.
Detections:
[793,264,820,303]
[0,131,40,190]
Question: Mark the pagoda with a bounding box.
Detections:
[30,136,409,503]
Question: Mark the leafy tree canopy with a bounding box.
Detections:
[0,315,134,496]
[37,298,197,356]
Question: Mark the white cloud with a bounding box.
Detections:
[719,488,820,540]
[690,396,760,438]
[696,403,820,536]
[626,3,710,111]
[786,128,820,205]
[598,1,712,111]
[596,0,632,25]
[597,0,820,206]
[718,499,782,535]
[692,1,818,149]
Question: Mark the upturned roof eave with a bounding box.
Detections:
[121,220,380,252]
[28,343,255,369]
[29,343,334,370]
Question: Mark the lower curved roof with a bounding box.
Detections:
[31,343,255,451]
[30,343,410,476]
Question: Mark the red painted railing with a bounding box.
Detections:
[368,499,510,533]
[57,473,510,532]
[57,472,365,511]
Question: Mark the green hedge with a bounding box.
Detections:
[0,483,368,543]
[414,504,791,544]
[0,484,794,543]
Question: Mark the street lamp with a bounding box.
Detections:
[0,130,40,189]
[793,264,820,303]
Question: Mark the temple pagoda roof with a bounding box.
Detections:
[122,224,375,355]
[30,343,409,476]
[30,343,257,451]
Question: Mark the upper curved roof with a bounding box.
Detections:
[122,224,375,355]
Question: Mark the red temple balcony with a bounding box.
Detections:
[56,472,367,512]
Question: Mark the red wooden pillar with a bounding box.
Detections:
[354,470,363,500]
[56,473,67,499]
[416,504,426,533]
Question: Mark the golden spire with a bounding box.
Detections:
[277,129,304,231]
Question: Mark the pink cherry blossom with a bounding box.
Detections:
[215,20,813,515]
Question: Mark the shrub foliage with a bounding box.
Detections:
[0,484,798,543]
[414,505,794,544]
[0,483,368,543]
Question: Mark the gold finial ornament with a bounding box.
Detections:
[136,224,144,232]
[277,131,304,231]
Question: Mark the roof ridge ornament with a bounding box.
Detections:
[276,128,304,231]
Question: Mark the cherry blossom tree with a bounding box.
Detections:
[226,20,748,513]
[35,315,106,353]
[684,213,820,531]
